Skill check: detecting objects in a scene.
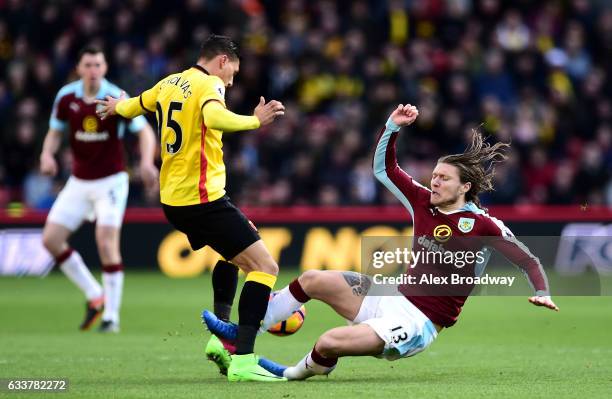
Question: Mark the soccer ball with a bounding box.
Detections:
[267,306,306,336]
[267,294,306,337]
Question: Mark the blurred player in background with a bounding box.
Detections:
[40,47,158,333]
[96,35,286,382]
[203,104,559,380]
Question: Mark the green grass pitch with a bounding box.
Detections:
[1,271,611,398]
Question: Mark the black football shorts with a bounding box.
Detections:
[162,195,260,260]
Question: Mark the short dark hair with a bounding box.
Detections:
[199,34,239,61]
[78,46,104,61]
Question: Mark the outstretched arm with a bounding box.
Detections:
[95,90,148,119]
[373,104,430,217]
[487,225,559,312]
[202,96,284,132]
[96,88,156,119]
[203,101,259,132]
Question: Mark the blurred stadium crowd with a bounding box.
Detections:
[1,0,611,208]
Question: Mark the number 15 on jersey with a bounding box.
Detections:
[156,101,183,155]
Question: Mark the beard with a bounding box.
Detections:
[430,192,462,208]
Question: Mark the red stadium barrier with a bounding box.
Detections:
[1,205,611,224]
[2,205,610,273]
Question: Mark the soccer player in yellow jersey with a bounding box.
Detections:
[96,35,286,382]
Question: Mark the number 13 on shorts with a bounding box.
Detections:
[390,326,409,344]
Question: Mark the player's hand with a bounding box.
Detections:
[528,296,559,312]
[254,96,285,126]
[95,91,126,120]
[39,152,58,176]
[390,104,419,127]
[140,162,159,192]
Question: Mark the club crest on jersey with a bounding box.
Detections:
[433,224,452,243]
[458,217,475,233]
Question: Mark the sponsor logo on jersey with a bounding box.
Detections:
[458,217,475,233]
[75,131,110,142]
[417,235,446,253]
[75,115,109,142]
[433,224,452,242]
[69,102,80,112]
[83,116,99,132]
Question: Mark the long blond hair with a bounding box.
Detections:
[438,130,510,207]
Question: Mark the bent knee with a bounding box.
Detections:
[253,253,279,275]
[298,270,317,286]
[260,261,279,276]
[316,330,344,357]
[242,257,279,276]
[42,232,63,255]
[41,234,54,251]
[298,270,327,297]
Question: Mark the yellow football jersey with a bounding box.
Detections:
[139,66,230,206]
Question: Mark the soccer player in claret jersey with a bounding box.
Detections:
[40,47,158,333]
[203,104,560,380]
[95,35,286,382]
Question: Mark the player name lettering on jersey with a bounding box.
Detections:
[159,76,193,99]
